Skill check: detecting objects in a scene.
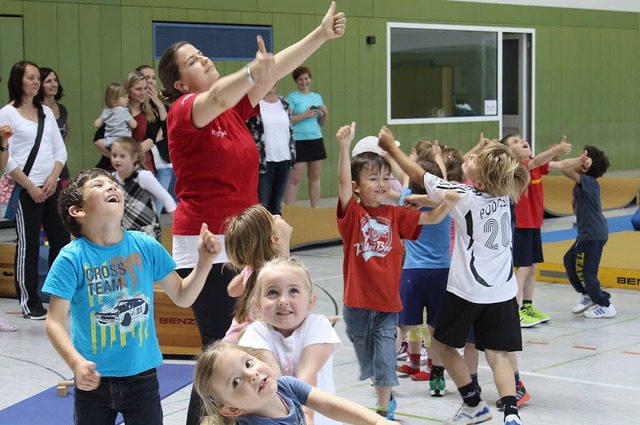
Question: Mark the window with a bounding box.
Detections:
[387,23,499,124]
[153,22,273,61]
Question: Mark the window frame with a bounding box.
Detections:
[386,22,536,130]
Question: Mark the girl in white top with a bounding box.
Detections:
[239,257,342,425]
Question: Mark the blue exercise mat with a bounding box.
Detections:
[0,362,194,425]
[541,214,634,243]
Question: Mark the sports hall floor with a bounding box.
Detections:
[1,175,639,424]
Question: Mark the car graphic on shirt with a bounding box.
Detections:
[95,297,150,327]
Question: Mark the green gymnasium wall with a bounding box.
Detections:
[0,0,638,199]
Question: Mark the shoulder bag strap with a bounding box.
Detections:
[22,105,46,177]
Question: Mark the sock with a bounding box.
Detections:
[521,300,532,309]
[459,382,481,407]
[408,353,421,368]
[431,365,445,379]
[501,395,518,417]
[470,373,479,387]
[376,404,388,414]
[514,372,521,386]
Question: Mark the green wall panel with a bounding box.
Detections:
[0,16,24,106]
[0,0,638,190]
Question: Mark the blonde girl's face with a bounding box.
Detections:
[257,267,315,338]
[41,72,59,98]
[129,80,148,104]
[110,143,136,175]
[211,347,279,416]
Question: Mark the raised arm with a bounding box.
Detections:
[336,122,356,212]
[377,126,425,188]
[463,132,493,161]
[561,152,590,184]
[529,135,571,170]
[157,224,220,307]
[417,190,460,225]
[192,2,345,128]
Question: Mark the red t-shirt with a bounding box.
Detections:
[515,159,550,228]
[337,197,422,312]
[167,94,259,235]
[131,112,156,173]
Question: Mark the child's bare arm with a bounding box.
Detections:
[46,296,101,391]
[306,386,399,425]
[378,126,425,188]
[417,190,460,225]
[463,132,493,160]
[561,151,590,184]
[128,118,138,129]
[529,135,571,170]
[337,122,356,212]
[431,141,448,180]
[158,224,219,307]
[94,117,103,128]
[227,274,244,297]
[297,343,334,425]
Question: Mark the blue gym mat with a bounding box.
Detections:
[0,362,195,425]
[541,214,634,243]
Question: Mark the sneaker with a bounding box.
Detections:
[523,304,550,323]
[24,306,48,320]
[397,338,408,360]
[519,309,540,328]
[496,381,530,410]
[584,303,617,319]
[504,414,523,425]
[429,375,446,397]
[572,295,595,314]
[443,401,492,425]
[375,394,397,420]
[397,363,420,375]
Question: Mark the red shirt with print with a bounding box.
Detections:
[515,160,550,228]
[167,94,259,235]
[337,197,422,312]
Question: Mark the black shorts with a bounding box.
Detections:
[295,138,326,162]
[434,292,522,352]
[512,227,543,267]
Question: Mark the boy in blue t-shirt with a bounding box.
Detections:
[561,146,615,318]
[43,168,221,425]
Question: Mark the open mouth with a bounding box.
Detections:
[276,310,292,316]
[258,377,268,393]
[106,194,119,203]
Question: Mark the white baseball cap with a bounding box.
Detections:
[351,136,400,158]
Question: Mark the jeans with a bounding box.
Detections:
[343,306,399,386]
[74,368,162,425]
[257,160,290,216]
[155,167,177,213]
[563,239,611,306]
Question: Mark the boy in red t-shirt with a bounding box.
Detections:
[336,122,459,419]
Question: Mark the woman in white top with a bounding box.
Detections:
[0,61,70,320]
[245,81,295,215]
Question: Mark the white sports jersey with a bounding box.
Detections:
[423,173,517,303]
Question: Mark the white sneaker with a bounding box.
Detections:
[572,296,594,314]
[504,414,523,425]
[584,303,616,319]
[443,401,492,425]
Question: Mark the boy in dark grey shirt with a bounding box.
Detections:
[562,146,615,318]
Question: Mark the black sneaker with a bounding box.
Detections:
[25,306,48,320]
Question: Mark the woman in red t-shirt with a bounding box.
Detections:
[158,4,345,424]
